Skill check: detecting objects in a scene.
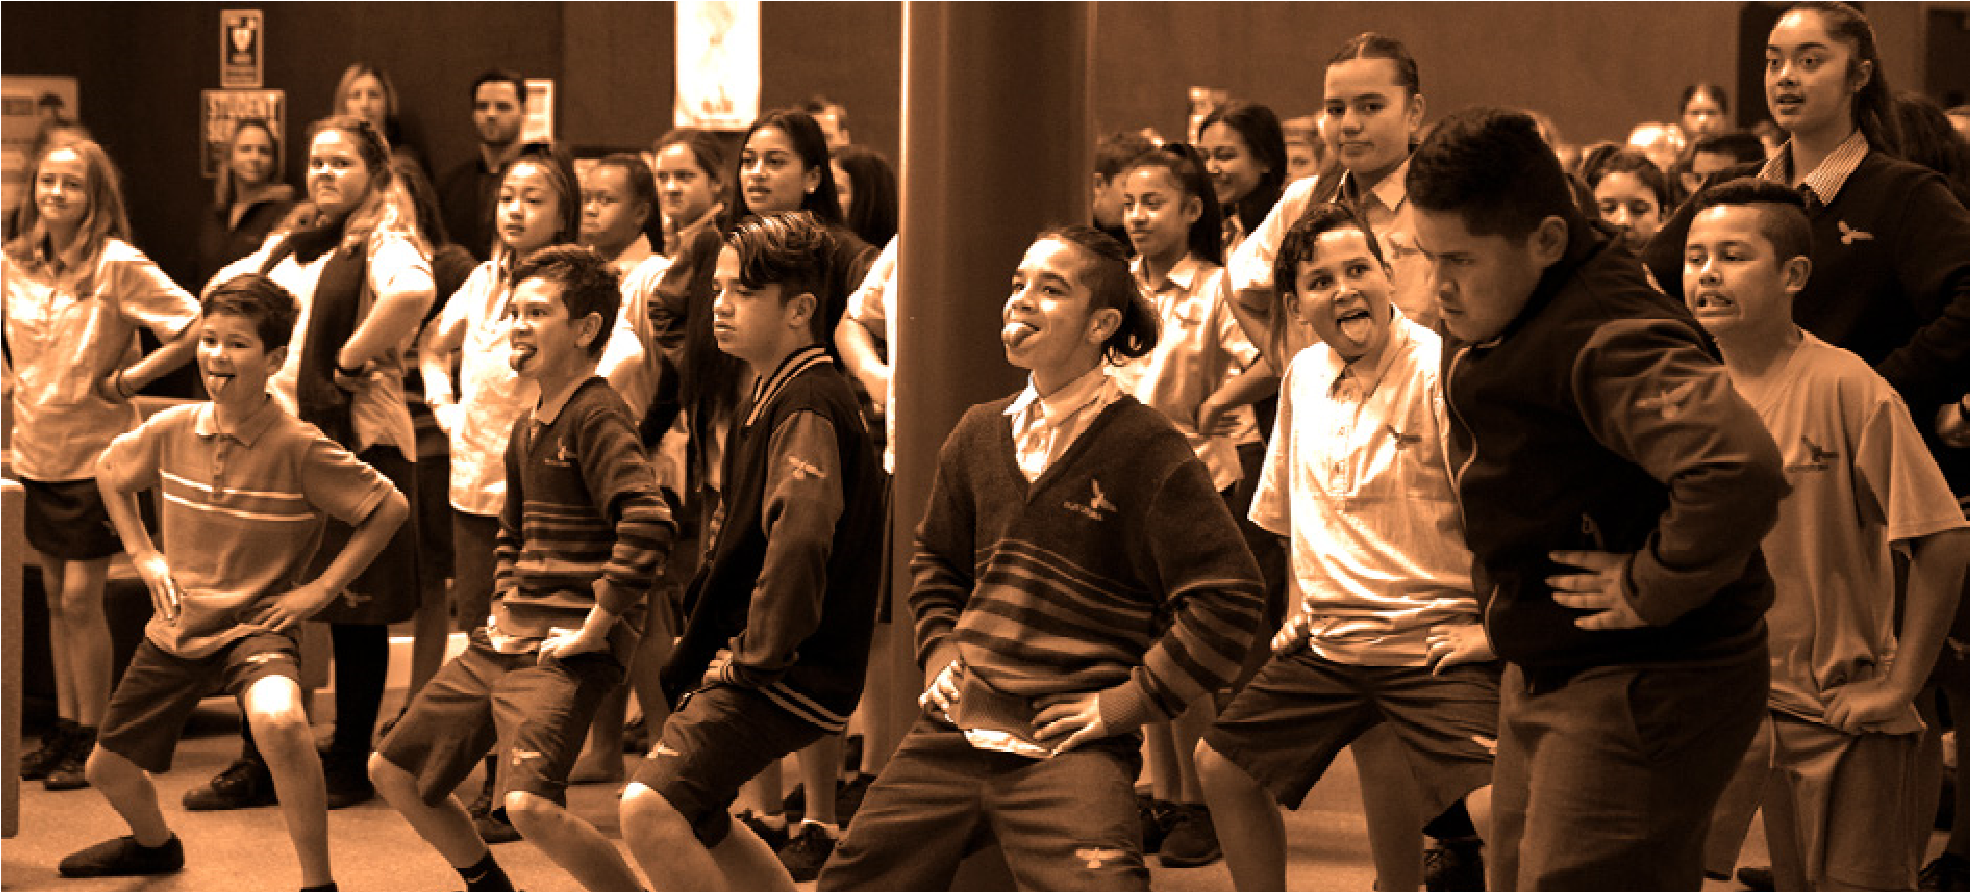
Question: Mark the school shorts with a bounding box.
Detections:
[1205,651,1500,816]
[377,637,623,808]
[1768,713,1924,890]
[818,717,1148,892]
[308,444,419,625]
[630,684,826,847]
[98,632,302,773]
[22,476,122,561]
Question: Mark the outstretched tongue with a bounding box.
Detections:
[1002,321,1037,348]
[510,344,537,371]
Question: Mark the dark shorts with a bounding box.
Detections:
[309,444,419,625]
[1206,651,1501,816]
[630,684,826,847]
[22,477,122,561]
[450,510,500,633]
[98,632,302,773]
[377,637,624,808]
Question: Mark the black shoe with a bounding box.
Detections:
[837,773,874,826]
[475,808,523,845]
[1138,795,1181,855]
[184,756,277,810]
[736,809,790,851]
[1923,853,1970,892]
[21,718,76,781]
[622,715,649,755]
[1158,803,1222,868]
[59,834,186,878]
[1425,837,1485,892]
[781,784,808,825]
[778,821,837,883]
[43,725,95,791]
[322,751,374,809]
[1737,866,1775,892]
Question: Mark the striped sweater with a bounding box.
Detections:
[491,377,674,662]
[911,394,1266,735]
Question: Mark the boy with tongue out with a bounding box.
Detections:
[1195,202,1498,892]
[816,225,1265,891]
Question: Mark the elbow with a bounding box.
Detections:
[372,489,411,536]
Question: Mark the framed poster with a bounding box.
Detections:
[1,76,80,232]
[201,89,286,179]
[675,0,759,130]
[522,78,555,145]
[220,9,264,89]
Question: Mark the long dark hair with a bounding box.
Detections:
[1780,1,1901,156]
[1119,143,1224,267]
[832,144,897,248]
[735,109,842,225]
[1198,102,1286,237]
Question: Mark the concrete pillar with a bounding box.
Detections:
[878,2,1093,888]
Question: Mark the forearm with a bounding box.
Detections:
[117,326,198,393]
[96,478,156,561]
[1889,529,1970,697]
[834,316,889,402]
[339,286,432,368]
[1209,361,1279,412]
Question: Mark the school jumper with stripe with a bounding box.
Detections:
[912,394,1267,735]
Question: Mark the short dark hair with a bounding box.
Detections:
[726,211,835,344]
[1271,203,1384,358]
[592,152,657,214]
[1691,130,1768,166]
[511,244,622,356]
[1586,148,1672,212]
[1408,107,1581,242]
[1094,129,1157,180]
[203,273,300,351]
[1032,225,1158,363]
[1680,83,1729,117]
[1689,177,1813,263]
[471,69,527,108]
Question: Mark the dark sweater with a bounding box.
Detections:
[911,394,1266,734]
[1447,222,1788,681]
[492,377,675,664]
[664,346,884,732]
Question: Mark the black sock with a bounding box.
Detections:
[1423,798,1479,842]
[458,852,515,892]
[299,884,338,892]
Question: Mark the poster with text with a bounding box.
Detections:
[675,0,759,131]
[201,89,286,180]
[221,9,264,88]
[1,76,79,236]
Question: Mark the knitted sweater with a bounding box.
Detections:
[491,377,674,663]
[911,394,1266,735]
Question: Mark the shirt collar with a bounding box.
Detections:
[1131,254,1203,294]
[194,395,283,446]
[1340,158,1411,217]
[743,345,833,427]
[1311,308,1414,397]
[1759,130,1870,205]
[1004,363,1113,424]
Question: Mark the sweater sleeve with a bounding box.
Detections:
[574,395,675,618]
[1098,453,1267,732]
[1879,170,1970,414]
[908,409,982,672]
[717,409,843,687]
[1572,318,1789,625]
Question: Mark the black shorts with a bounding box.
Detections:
[630,684,826,847]
[377,637,624,808]
[98,632,302,773]
[1206,652,1500,816]
[22,477,122,561]
[308,444,419,625]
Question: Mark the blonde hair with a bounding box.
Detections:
[5,139,131,266]
[306,115,429,257]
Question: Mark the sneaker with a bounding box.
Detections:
[475,807,523,845]
[1737,866,1775,892]
[778,821,837,883]
[322,751,374,809]
[184,757,277,810]
[1424,837,1485,892]
[59,834,186,878]
[1138,795,1181,855]
[736,809,790,851]
[1923,855,1970,892]
[1158,803,1222,868]
[21,718,76,781]
[44,725,95,791]
[837,773,874,826]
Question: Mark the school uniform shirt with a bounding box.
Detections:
[845,236,898,472]
[912,386,1267,736]
[3,237,199,481]
[612,242,688,495]
[1750,334,1967,731]
[1004,365,1124,484]
[1110,255,1258,493]
[98,398,397,658]
[1226,161,1433,327]
[489,377,674,665]
[1254,313,1476,667]
[437,259,651,516]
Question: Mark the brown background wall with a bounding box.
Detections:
[1,1,1952,293]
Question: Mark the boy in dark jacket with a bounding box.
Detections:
[1406,108,1789,892]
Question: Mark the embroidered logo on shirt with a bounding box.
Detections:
[1837,220,1874,245]
[787,454,826,480]
[1785,436,1838,474]
[1075,847,1130,870]
[1635,380,1696,420]
[510,748,545,767]
[1063,479,1116,522]
[547,439,577,467]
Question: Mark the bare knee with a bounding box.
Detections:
[503,790,560,835]
[368,751,412,796]
[620,783,693,844]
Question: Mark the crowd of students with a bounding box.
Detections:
[7,2,1970,891]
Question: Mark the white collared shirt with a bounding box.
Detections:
[1110,254,1257,491]
[1004,364,1122,484]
